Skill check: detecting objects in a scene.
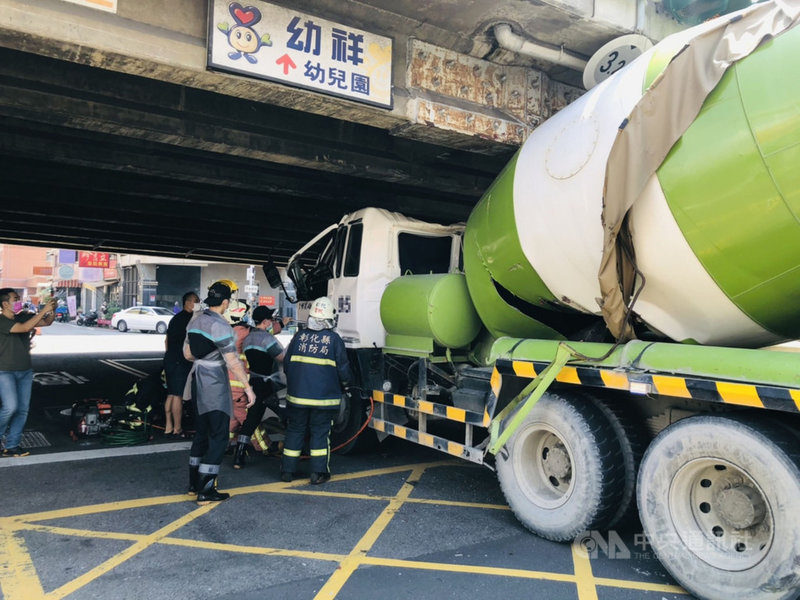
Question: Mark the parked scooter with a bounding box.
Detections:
[76,310,98,326]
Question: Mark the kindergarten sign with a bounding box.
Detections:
[207,0,393,108]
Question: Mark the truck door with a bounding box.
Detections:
[329,221,366,347]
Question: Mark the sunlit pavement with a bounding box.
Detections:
[0,322,694,600]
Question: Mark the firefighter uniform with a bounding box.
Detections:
[281,325,352,481]
[231,323,284,468]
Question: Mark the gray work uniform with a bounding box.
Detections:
[186,309,238,473]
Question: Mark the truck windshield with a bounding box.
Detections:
[398,233,453,275]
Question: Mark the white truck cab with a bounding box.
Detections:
[287,207,464,349]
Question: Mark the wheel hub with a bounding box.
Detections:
[516,426,575,509]
[542,443,571,482]
[669,458,774,571]
[715,485,766,530]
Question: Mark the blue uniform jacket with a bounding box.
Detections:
[284,327,352,408]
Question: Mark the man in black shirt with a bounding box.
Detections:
[162,291,200,437]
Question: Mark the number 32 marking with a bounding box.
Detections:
[599,50,626,75]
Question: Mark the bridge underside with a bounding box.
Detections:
[0,47,513,264]
[0,0,680,263]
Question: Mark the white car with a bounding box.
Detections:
[111,306,174,333]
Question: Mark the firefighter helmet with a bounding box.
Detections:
[205,279,246,322]
[310,296,335,320]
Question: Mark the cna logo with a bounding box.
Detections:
[574,530,632,560]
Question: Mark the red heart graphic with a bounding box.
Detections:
[234,7,255,24]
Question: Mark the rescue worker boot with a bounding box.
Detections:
[310,472,331,485]
[196,474,230,504]
[188,464,200,496]
[233,435,250,470]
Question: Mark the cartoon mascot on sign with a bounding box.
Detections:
[218,2,272,64]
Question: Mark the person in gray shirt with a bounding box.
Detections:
[183,281,254,504]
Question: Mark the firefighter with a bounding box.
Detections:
[280,296,352,484]
[183,281,254,504]
[226,302,252,453]
[231,305,285,469]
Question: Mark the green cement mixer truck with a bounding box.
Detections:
[273,3,800,599]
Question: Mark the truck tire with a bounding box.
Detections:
[331,391,371,455]
[495,391,625,542]
[586,392,648,529]
[637,415,800,600]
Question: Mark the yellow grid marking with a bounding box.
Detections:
[716,381,764,408]
[49,503,218,599]
[593,577,686,594]
[360,555,577,582]
[314,465,427,599]
[600,369,629,390]
[652,375,691,398]
[0,521,45,599]
[0,459,690,600]
[571,541,599,600]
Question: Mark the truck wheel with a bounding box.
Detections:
[495,391,625,542]
[586,393,648,529]
[637,415,800,600]
[331,391,370,455]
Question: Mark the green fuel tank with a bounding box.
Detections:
[380,274,481,353]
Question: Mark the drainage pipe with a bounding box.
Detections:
[493,23,588,72]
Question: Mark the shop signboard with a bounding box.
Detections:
[207,0,393,108]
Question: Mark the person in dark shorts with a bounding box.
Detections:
[162,291,200,437]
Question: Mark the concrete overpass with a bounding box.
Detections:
[0,0,685,263]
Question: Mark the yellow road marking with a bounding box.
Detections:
[160,537,346,562]
[0,459,690,599]
[792,389,800,412]
[572,541,599,600]
[594,577,687,594]
[313,466,426,599]
[46,503,219,599]
[360,555,577,582]
[0,520,46,600]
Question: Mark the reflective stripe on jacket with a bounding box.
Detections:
[284,327,352,409]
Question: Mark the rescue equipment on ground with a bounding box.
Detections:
[69,398,114,439]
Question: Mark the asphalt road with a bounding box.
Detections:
[0,323,694,600]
